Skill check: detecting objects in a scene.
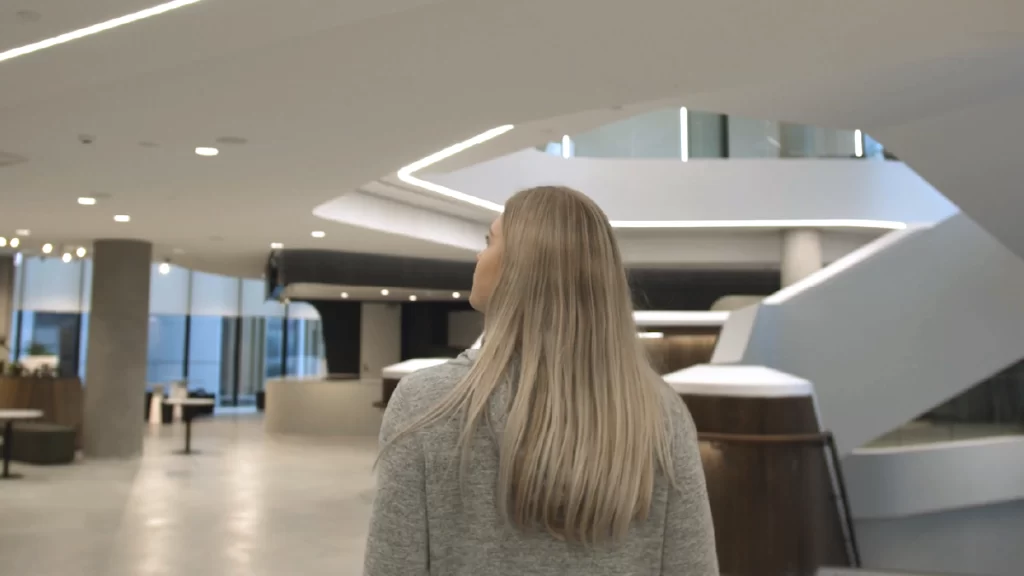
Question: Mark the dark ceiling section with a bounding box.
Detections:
[267,249,474,297]
[268,250,780,310]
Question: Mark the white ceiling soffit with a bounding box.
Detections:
[411,147,957,226]
[3,1,1024,277]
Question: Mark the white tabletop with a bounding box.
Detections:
[663,364,814,398]
[163,398,216,406]
[0,409,44,420]
[382,358,450,379]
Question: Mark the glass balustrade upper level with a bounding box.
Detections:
[540,107,888,161]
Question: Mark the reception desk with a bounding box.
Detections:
[264,376,383,438]
[665,364,853,576]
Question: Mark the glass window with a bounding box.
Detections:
[147,315,186,385]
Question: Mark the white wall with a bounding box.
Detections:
[425,149,957,224]
[845,437,1024,519]
[732,213,1024,454]
[359,302,401,378]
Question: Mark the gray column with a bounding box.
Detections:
[780,229,823,286]
[84,240,152,458]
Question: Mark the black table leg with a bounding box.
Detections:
[184,417,192,454]
[1,421,20,480]
[174,415,199,455]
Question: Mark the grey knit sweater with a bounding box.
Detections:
[364,350,719,576]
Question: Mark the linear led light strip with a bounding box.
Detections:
[396,125,907,230]
[0,0,203,64]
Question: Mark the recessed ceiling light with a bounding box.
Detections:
[158,262,171,275]
[9,238,19,248]
[340,292,349,299]
[380,289,389,296]
[172,248,185,254]
[0,0,204,64]
[42,243,53,254]
[409,295,418,301]
[452,291,461,299]
[61,252,72,263]
[114,215,130,223]
[0,237,6,248]
[194,147,219,157]
[311,230,326,239]
[15,229,29,236]
[76,247,87,258]
[78,197,97,205]
[270,242,283,249]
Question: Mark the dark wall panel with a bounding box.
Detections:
[401,301,475,360]
[628,269,780,310]
[306,300,361,376]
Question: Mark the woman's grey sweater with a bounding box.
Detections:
[364,350,719,575]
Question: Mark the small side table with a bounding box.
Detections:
[162,398,216,455]
[0,409,44,479]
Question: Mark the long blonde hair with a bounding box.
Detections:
[398,186,674,544]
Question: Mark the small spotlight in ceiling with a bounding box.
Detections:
[194,146,219,157]
[0,237,6,248]
[340,292,349,299]
[9,238,20,248]
[452,291,461,299]
[408,295,418,301]
[380,289,389,296]
[311,230,326,239]
[61,252,72,263]
[114,214,130,223]
[270,242,283,249]
[78,197,97,206]
[15,229,29,236]
[42,243,53,254]
[158,261,171,275]
[76,247,87,258]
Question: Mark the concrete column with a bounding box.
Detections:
[780,229,823,286]
[83,240,152,458]
[0,255,14,358]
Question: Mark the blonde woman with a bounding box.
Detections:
[365,186,717,575]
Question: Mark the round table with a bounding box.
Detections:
[162,398,215,455]
[0,409,44,479]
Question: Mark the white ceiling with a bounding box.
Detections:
[2,0,1024,277]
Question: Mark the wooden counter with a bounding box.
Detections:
[665,364,853,576]
[0,376,84,447]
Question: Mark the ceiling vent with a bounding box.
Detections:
[0,151,27,168]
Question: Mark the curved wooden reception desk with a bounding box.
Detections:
[664,364,854,576]
[0,376,83,447]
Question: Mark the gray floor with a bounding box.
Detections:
[0,415,378,576]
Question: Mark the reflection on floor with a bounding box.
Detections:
[865,420,1024,448]
[0,415,378,576]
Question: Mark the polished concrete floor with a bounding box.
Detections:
[0,415,378,576]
